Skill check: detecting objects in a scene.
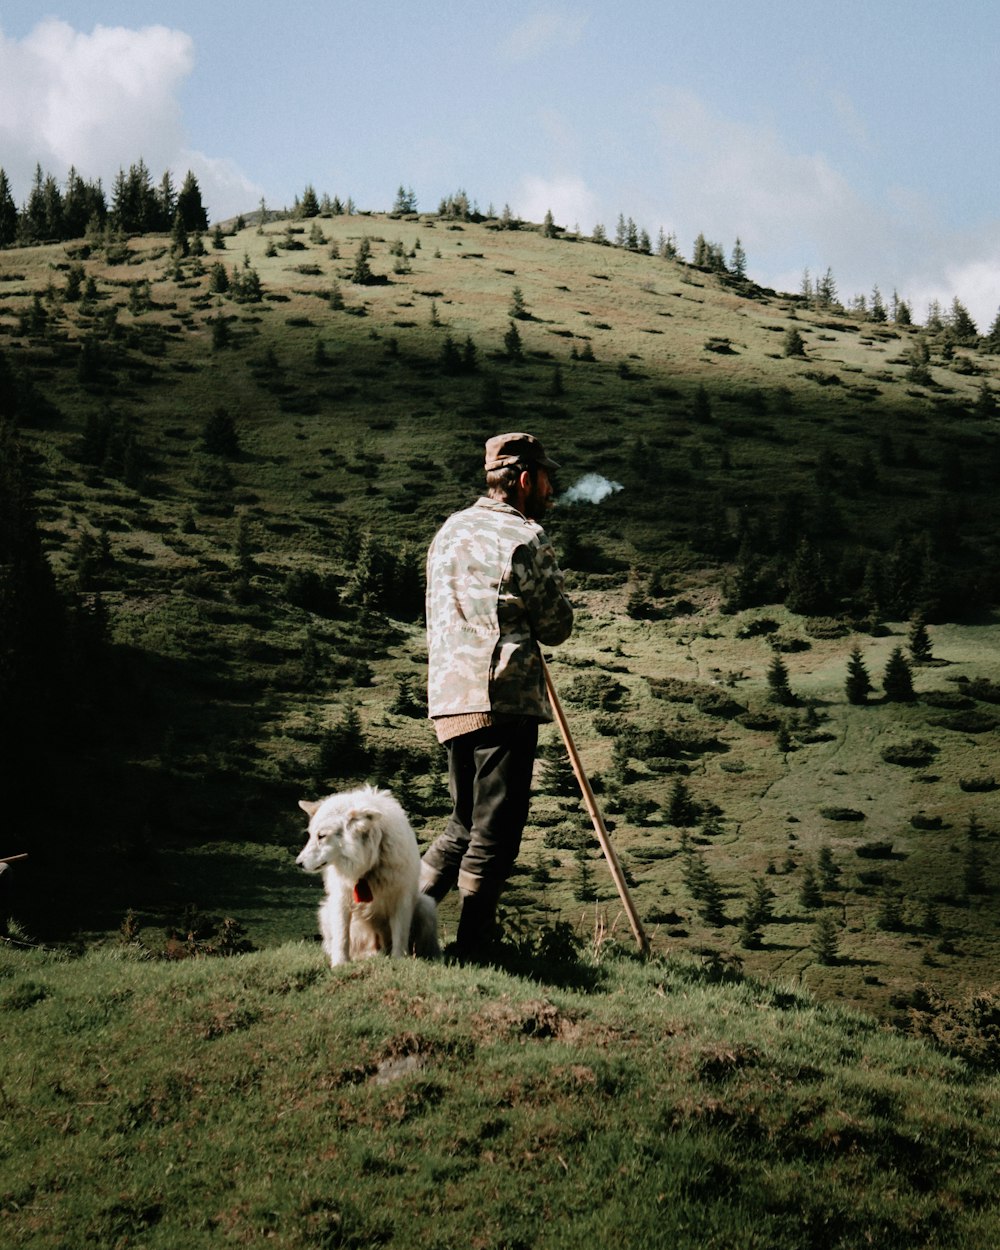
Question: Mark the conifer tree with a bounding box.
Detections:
[156,170,177,230]
[730,237,747,280]
[767,653,795,705]
[816,267,838,308]
[799,863,823,909]
[811,914,840,965]
[541,742,577,798]
[876,890,904,931]
[883,646,915,702]
[351,236,375,284]
[783,328,806,358]
[201,406,240,456]
[908,615,933,664]
[176,170,208,232]
[963,841,987,895]
[42,172,67,237]
[170,211,189,257]
[845,644,874,705]
[392,185,417,214]
[948,297,977,343]
[299,184,320,217]
[509,286,529,319]
[0,168,18,245]
[667,777,698,826]
[316,705,368,782]
[21,163,48,241]
[985,306,1000,354]
[817,845,839,890]
[682,848,724,924]
[739,877,775,948]
[573,847,597,902]
[692,384,712,423]
[973,380,997,417]
[785,537,828,616]
[503,320,523,361]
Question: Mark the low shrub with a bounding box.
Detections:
[959,776,997,792]
[804,617,850,639]
[967,677,1000,703]
[881,739,939,767]
[930,710,999,734]
[646,676,702,702]
[820,807,866,822]
[856,841,894,859]
[694,690,746,719]
[906,986,1000,1069]
[563,672,628,710]
[921,690,976,710]
[736,709,781,732]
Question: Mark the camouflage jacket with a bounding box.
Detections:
[426,497,573,721]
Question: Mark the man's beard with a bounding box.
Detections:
[523,484,550,521]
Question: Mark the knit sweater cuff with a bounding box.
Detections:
[433,712,495,743]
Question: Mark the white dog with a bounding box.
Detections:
[296,785,439,966]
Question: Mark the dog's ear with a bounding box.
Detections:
[345,808,381,833]
[298,799,321,818]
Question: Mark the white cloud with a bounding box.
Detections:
[909,249,1000,332]
[0,20,190,184]
[649,88,866,259]
[501,9,588,62]
[0,18,261,222]
[644,86,1000,329]
[516,174,598,232]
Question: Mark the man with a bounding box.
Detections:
[420,432,574,959]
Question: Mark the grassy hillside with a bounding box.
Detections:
[1,209,1000,1034]
[2,939,999,1249]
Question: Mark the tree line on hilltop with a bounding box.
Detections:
[0,160,208,247]
[4,161,1000,346]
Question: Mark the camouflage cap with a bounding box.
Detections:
[484,432,559,473]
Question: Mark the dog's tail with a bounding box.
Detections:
[410,894,440,959]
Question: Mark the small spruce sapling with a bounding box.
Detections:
[908,616,933,664]
[883,646,915,702]
[767,653,795,705]
[811,914,840,965]
[845,644,874,705]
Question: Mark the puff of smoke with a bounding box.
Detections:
[560,473,624,505]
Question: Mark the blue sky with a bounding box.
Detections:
[1,1,998,328]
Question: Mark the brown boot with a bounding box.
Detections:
[419,860,455,903]
[455,883,501,962]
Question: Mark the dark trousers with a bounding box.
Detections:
[422,719,539,896]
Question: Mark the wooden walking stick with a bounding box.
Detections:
[541,654,649,955]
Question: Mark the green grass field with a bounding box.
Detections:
[3,939,999,1249]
